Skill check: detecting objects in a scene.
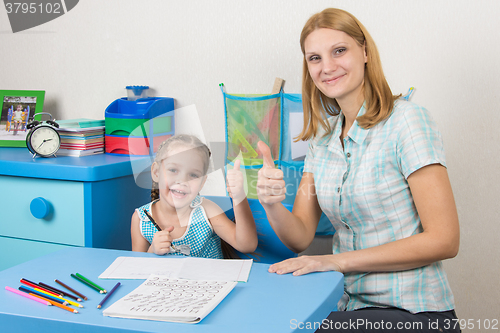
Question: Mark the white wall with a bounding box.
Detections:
[1,0,499,330]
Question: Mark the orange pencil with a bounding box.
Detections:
[31,294,79,314]
[48,299,79,313]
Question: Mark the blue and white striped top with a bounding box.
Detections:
[304,99,455,313]
[138,196,223,259]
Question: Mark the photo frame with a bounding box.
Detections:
[0,90,45,147]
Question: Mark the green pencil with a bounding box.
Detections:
[71,274,106,294]
[75,273,107,293]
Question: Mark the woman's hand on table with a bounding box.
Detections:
[269,255,344,276]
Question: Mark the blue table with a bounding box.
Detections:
[0,247,343,332]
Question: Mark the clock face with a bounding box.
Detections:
[28,125,61,157]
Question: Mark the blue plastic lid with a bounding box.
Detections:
[126,86,149,96]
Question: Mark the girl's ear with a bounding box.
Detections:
[151,162,160,182]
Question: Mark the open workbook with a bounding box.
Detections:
[103,275,237,323]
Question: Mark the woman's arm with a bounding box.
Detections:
[260,172,323,253]
[269,163,460,275]
[257,141,323,253]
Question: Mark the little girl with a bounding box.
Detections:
[131,134,257,259]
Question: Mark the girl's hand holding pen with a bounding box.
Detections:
[151,226,175,255]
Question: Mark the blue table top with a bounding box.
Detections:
[0,247,343,333]
[0,148,152,181]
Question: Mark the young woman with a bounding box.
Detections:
[257,8,460,332]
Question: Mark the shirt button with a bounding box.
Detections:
[346,152,351,158]
[345,224,350,230]
[337,187,340,193]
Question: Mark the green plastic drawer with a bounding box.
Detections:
[105,117,172,136]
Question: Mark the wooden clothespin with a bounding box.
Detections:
[271,77,285,94]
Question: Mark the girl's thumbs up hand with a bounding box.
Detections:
[257,141,286,205]
[226,159,246,203]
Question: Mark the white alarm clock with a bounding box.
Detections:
[26,112,61,158]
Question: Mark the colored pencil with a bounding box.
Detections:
[75,273,107,293]
[55,279,88,301]
[97,282,120,309]
[20,278,61,297]
[71,273,104,293]
[5,286,52,306]
[38,290,83,308]
[19,286,67,305]
[144,210,162,231]
[33,294,79,314]
[39,282,82,302]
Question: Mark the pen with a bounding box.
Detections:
[144,209,161,231]
[97,282,120,309]
[55,279,88,301]
[144,209,185,254]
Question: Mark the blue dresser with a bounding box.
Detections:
[0,148,152,271]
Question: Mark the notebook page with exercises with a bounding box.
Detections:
[102,275,237,323]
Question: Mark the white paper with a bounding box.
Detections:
[99,257,184,279]
[103,274,237,323]
[99,256,253,282]
[289,112,308,160]
[179,257,253,282]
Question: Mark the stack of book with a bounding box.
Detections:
[56,119,105,157]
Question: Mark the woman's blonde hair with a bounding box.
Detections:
[298,8,399,141]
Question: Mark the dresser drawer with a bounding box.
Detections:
[0,176,85,246]
[0,236,73,271]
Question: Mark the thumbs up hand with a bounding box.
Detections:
[257,141,286,205]
[226,159,246,203]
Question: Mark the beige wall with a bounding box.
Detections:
[1,1,498,330]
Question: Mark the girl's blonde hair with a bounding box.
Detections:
[151,134,211,201]
[150,134,240,259]
[298,8,399,141]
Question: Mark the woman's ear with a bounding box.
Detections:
[151,162,160,182]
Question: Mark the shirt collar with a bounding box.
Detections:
[346,103,369,145]
[314,103,369,148]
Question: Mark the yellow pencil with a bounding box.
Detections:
[30,294,79,314]
[33,287,83,308]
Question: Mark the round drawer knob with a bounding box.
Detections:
[30,197,52,219]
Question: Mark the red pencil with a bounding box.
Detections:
[20,278,61,297]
